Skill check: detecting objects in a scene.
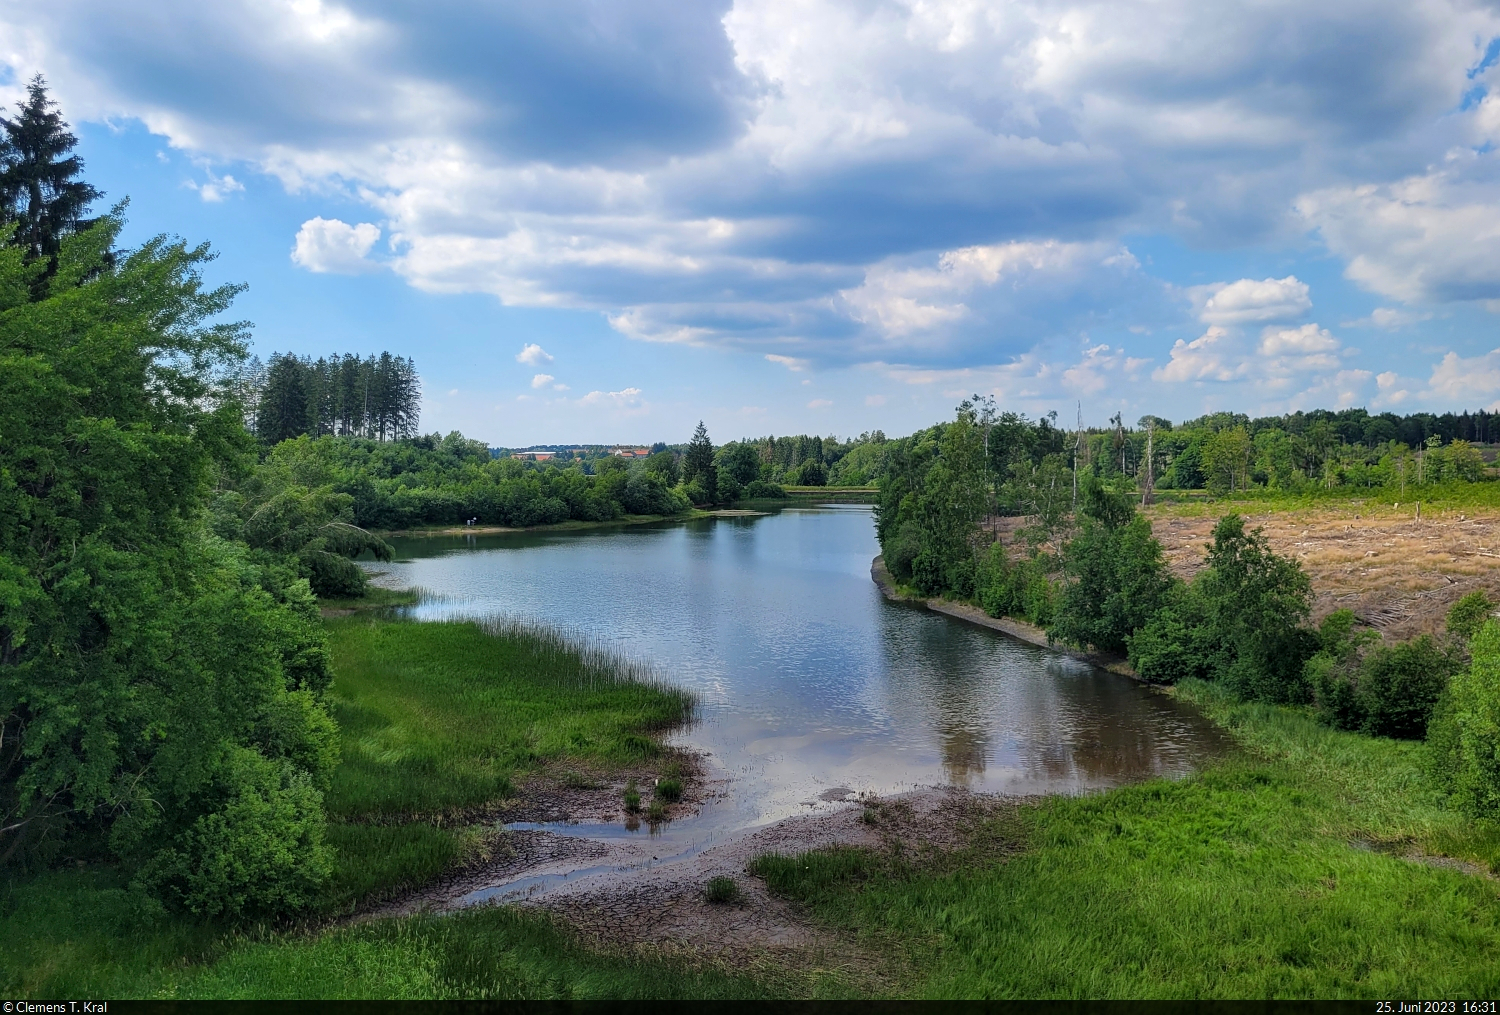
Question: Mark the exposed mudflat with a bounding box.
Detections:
[370,785,1020,976]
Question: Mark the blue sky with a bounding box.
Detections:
[7,0,1500,446]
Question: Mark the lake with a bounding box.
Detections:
[373,506,1226,847]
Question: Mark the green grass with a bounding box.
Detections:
[1,614,716,999]
[324,615,692,820]
[751,680,1500,999]
[0,867,777,999]
[1149,479,1500,516]
[317,586,421,612]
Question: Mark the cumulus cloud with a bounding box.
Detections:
[1155,321,1357,404]
[1425,348,1500,406]
[530,373,555,389]
[1194,276,1311,326]
[516,343,553,365]
[291,217,381,274]
[1298,171,1500,304]
[15,0,1500,414]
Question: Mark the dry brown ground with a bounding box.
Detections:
[992,500,1500,641]
[1144,501,1500,639]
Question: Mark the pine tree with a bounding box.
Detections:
[256,353,310,444]
[0,76,101,267]
[683,421,716,493]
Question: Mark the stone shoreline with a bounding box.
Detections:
[869,555,1140,679]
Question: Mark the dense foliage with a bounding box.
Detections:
[221,432,693,533]
[0,214,336,915]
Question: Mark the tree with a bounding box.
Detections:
[256,353,310,445]
[1197,514,1315,702]
[0,214,334,913]
[0,76,101,270]
[1051,480,1175,654]
[682,421,716,502]
[1427,620,1500,818]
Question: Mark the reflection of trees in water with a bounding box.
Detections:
[878,609,1223,789]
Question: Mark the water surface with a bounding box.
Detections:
[373,507,1224,842]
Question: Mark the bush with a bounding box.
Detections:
[741,480,787,500]
[682,480,711,506]
[655,777,683,802]
[794,459,828,486]
[715,471,743,503]
[1051,507,1175,656]
[1127,590,1212,684]
[1197,515,1316,704]
[1311,618,1462,739]
[885,522,923,582]
[134,747,333,918]
[1427,620,1500,817]
[1447,591,1496,642]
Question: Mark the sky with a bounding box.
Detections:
[6,0,1500,446]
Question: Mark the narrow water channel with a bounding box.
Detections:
[372,506,1226,857]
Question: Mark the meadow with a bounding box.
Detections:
[751,680,1500,999]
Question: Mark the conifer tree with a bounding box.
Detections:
[683,420,716,495]
[0,76,101,267]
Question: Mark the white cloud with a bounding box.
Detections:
[186,170,244,202]
[530,373,555,389]
[1424,348,1500,407]
[1155,327,1244,383]
[765,354,807,371]
[1061,344,1150,396]
[1194,276,1311,326]
[290,217,381,274]
[1298,171,1500,304]
[580,387,645,410]
[516,343,553,366]
[1343,306,1432,329]
[807,399,833,409]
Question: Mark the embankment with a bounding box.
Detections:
[869,555,1138,677]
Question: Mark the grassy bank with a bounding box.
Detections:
[751,681,1500,999]
[374,511,708,538]
[0,614,721,999]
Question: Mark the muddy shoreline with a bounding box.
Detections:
[868,555,1140,678]
[365,783,1018,973]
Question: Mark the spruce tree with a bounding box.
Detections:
[0,76,101,266]
[683,420,716,496]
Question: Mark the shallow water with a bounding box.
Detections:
[372,506,1226,849]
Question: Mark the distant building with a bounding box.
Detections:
[511,450,557,461]
[610,446,651,458]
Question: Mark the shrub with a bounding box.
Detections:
[741,480,787,500]
[1051,508,1175,656]
[1427,620,1500,817]
[1197,515,1316,704]
[1447,591,1496,642]
[134,747,333,918]
[1127,590,1212,684]
[655,777,683,802]
[885,522,924,583]
[623,780,641,813]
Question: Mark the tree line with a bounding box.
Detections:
[875,399,1500,823]
[244,350,421,445]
